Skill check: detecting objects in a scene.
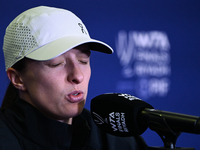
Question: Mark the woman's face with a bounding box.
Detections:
[19,44,91,123]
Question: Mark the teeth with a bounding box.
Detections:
[73,93,79,96]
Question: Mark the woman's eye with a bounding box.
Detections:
[79,60,89,65]
[48,63,61,67]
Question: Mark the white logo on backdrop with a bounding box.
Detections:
[115,31,171,99]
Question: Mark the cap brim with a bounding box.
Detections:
[26,36,113,61]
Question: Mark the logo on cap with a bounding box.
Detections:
[78,23,87,35]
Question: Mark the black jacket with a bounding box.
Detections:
[0,99,148,150]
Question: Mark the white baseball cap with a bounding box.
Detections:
[3,6,113,71]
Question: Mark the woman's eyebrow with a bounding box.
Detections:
[80,49,91,57]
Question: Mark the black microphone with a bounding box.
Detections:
[90,93,200,137]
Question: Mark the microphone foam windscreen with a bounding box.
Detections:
[90,93,153,136]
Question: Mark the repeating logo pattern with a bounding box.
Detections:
[115,30,171,99]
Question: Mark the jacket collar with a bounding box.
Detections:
[3,99,90,149]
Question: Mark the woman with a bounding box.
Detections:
[0,6,147,150]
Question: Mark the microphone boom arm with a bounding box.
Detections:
[138,108,199,149]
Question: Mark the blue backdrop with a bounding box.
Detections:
[1,0,200,149]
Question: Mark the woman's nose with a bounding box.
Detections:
[67,64,84,84]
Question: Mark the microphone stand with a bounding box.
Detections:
[145,114,195,150]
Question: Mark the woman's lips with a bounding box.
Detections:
[66,91,84,103]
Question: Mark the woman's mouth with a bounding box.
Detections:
[67,91,84,103]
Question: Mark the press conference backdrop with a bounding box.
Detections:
[0,0,200,149]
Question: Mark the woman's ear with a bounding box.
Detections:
[6,68,26,91]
